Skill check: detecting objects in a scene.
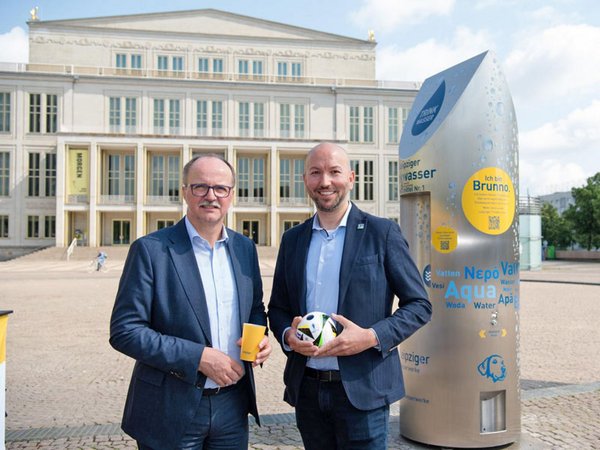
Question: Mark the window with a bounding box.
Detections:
[238,60,249,75]
[109,97,121,132]
[157,55,168,71]
[363,107,373,143]
[252,61,263,76]
[46,94,57,133]
[106,154,135,200]
[349,106,359,142]
[116,54,127,68]
[239,102,250,137]
[278,62,302,80]
[254,102,265,137]
[197,100,208,135]
[0,92,10,132]
[198,58,209,73]
[0,152,9,196]
[28,152,40,197]
[157,220,175,230]
[125,97,137,133]
[280,158,305,204]
[294,105,305,138]
[279,104,290,138]
[45,154,56,197]
[131,54,142,69]
[28,93,58,134]
[280,103,306,138]
[109,96,137,133]
[153,98,183,135]
[387,107,406,144]
[348,105,375,143]
[212,101,223,136]
[237,157,265,204]
[213,58,223,73]
[27,215,39,238]
[27,152,55,197]
[29,93,41,133]
[0,215,7,238]
[388,107,399,144]
[388,161,398,201]
[149,154,180,202]
[291,62,302,79]
[169,99,181,134]
[172,56,184,72]
[238,101,265,138]
[153,99,165,134]
[350,159,374,201]
[277,62,288,78]
[44,215,56,238]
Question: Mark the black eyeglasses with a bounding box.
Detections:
[186,183,233,198]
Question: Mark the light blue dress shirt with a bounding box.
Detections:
[304,203,352,371]
[185,217,243,389]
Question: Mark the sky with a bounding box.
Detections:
[1,0,599,196]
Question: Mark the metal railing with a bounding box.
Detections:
[0,62,421,90]
[519,196,542,215]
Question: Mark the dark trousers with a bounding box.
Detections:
[138,383,249,450]
[295,376,389,450]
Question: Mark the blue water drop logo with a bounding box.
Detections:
[411,80,445,136]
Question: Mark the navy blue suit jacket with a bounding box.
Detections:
[268,204,431,411]
[110,218,266,448]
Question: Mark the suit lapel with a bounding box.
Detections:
[338,205,367,309]
[225,231,248,325]
[296,220,313,317]
[167,220,212,344]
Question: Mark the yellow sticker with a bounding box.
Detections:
[432,226,458,253]
[462,167,515,235]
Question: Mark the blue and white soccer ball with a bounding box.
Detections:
[295,311,337,347]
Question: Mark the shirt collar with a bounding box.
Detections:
[185,216,229,247]
[312,202,352,232]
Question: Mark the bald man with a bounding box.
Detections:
[268,142,431,449]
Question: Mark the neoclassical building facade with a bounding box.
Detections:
[0,9,418,254]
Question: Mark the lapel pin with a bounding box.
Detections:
[357,223,365,230]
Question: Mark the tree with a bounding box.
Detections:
[541,203,573,249]
[563,173,600,251]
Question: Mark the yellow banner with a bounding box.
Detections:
[0,315,8,364]
[68,149,89,196]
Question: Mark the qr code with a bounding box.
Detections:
[440,240,450,250]
[489,215,500,230]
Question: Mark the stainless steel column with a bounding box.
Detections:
[398,51,520,448]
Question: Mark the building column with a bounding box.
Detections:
[55,138,66,246]
[269,144,278,247]
[135,142,144,240]
[88,141,98,246]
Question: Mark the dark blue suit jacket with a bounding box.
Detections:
[268,204,431,411]
[110,218,266,448]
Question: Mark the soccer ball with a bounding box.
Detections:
[295,311,337,347]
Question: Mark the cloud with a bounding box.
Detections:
[520,159,588,196]
[505,24,600,103]
[376,26,493,81]
[350,0,455,33]
[0,27,28,63]
[519,101,600,195]
[520,101,600,155]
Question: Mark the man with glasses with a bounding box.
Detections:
[110,154,271,449]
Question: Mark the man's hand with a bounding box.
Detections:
[198,347,244,387]
[236,335,273,367]
[316,313,378,357]
[285,316,319,357]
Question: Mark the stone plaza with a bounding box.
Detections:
[1,248,599,449]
